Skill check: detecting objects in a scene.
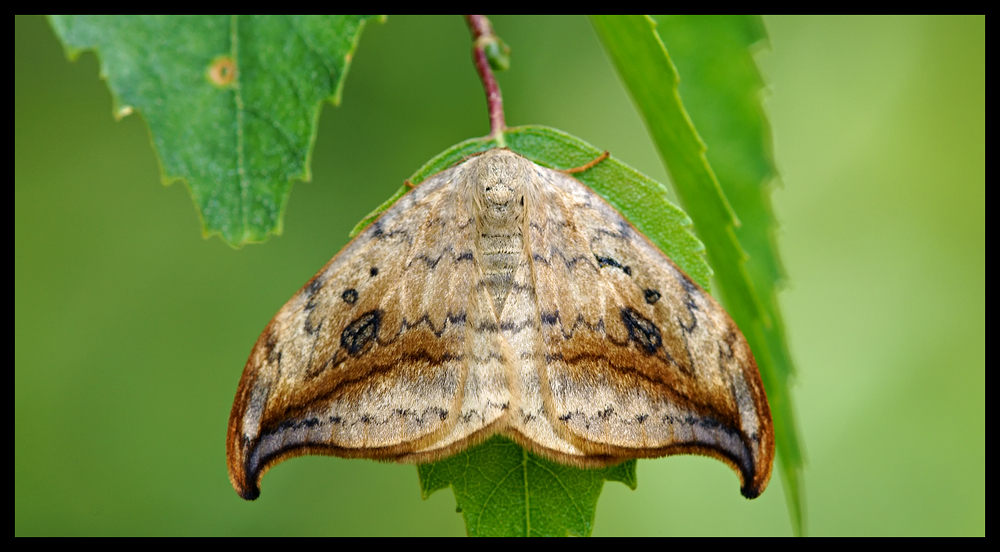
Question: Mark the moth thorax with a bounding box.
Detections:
[474,152,527,231]
[473,151,529,315]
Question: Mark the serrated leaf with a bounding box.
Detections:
[590,15,805,534]
[401,126,702,536]
[653,15,805,534]
[589,15,764,322]
[48,15,382,247]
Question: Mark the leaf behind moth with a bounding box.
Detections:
[653,15,805,534]
[419,436,636,537]
[352,126,711,289]
[591,15,804,534]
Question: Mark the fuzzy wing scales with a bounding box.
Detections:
[227,165,479,500]
[528,164,775,498]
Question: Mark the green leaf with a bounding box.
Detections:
[48,15,382,247]
[590,15,805,534]
[653,15,806,535]
[419,436,636,537]
[401,125,703,536]
[589,15,764,319]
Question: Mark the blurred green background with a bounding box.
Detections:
[15,15,983,536]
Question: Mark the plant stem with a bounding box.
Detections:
[465,15,506,143]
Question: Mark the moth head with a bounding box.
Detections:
[472,149,531,228]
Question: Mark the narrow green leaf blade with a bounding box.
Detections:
[591,15,804,533]
[49,15,381,247]
[589,15,765,323]
[654,15,805,534]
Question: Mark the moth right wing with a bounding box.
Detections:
[527,164,774,498]
[227,163,481,499]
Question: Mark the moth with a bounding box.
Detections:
[227,148,774,500]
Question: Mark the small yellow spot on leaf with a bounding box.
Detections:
[207,56,237,87]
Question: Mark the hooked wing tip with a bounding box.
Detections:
[737,448,773,500]
[237,481,261,501]
[227,447,262,501]
[690,421,773,500]
[740,481,764,500]
[227,413,263,500]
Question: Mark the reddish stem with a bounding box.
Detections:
[465,15,506,140]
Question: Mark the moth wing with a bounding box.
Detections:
[528,165,775,498]
[227,164,480,500]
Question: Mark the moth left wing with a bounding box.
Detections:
[227,165,480,500]
[527,164,775,498]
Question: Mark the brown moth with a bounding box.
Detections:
[227,148,774,501]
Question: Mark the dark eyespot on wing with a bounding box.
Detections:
[341,288,359,304]
[643,289,661,304]
[620,307,662,354]
[340,310,382,356]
